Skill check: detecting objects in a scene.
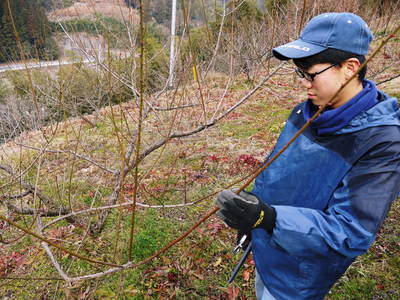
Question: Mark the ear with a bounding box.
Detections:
[344,58,361,80]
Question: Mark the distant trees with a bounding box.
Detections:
[124,0,171,24]
[123,0,214,25]
[36,0,76,11]
[0,0,58,62]
[124,0,139,9]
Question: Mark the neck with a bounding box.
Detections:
[332,78,363,109]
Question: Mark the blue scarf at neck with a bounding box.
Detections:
[303,79,378,135]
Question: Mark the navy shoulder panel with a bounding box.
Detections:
[348,136,400,233]
[287,104,400,164]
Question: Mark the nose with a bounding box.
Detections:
[299,78,312,88]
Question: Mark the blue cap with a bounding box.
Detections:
[273,12,373,60]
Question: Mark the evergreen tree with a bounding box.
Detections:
[124,0,138,9]
[0,0,58,63]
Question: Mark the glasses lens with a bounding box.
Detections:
[296,68,305,79]
[296,68,312,81]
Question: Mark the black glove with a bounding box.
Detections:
[215,189,276,233]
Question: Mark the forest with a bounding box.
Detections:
[0,0,399,299]
[0,0,59,62]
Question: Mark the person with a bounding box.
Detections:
[215,12,400,300]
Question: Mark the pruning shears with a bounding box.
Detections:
[233,234,248,254]
[228,236,252,284]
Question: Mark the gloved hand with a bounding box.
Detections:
[215,189,276,233]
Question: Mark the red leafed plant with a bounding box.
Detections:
[238,154,261,167]
[0,251,25,277]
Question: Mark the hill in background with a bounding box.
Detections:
[48,0,139,23]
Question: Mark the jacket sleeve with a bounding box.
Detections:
[269,140,400,258]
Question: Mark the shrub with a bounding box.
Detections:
[50,16,128,46]
[143,36,169,92]
[265,0,289,12]
[54,64,107,118]
[6,69,51,98]
[184,26,214,64]
[0,81,11,103]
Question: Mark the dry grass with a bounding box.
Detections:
[48,0,139,23]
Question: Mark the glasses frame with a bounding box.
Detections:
[295,63,338,82]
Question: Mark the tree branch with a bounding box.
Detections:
[5,203,70,217]
[377,73,400,86]
[37,217,72,283]
[0,190,31,200]
[0,164,54,206]
[128,62,286,172]
[14,144,116,174]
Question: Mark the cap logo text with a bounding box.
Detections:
[283,44,311,52]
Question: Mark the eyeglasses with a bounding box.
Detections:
[295,63,338,82]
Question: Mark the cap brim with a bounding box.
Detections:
[272,39,327,60]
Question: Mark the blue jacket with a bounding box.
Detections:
[251,88,400,300]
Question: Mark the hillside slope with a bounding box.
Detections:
[48,0,139,23]
[0,28,399,299]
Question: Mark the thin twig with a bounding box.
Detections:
[67,207,218,282]
[298,0,308,36]
[0,164,61,207]
[128,0,146,260]
[126,62,286,172]
[377,73,400,86]
[37,217,72,283]
[0,214,122,268]
[13,144,116,174]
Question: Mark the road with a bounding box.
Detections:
[0,58,96,73]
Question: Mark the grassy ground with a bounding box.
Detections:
[0,42,399,299]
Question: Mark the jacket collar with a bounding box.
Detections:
[303,79,378,135]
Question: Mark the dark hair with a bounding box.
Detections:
[293,48,367,81]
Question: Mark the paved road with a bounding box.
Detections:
[0,58,96,73]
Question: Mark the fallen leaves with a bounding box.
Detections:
[207,221,224,235]
[0,251,25,277]
[243,269,251,281]
[214,257,222,267]
[227,285,240,299]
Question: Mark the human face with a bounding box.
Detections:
[297,63,345,108]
